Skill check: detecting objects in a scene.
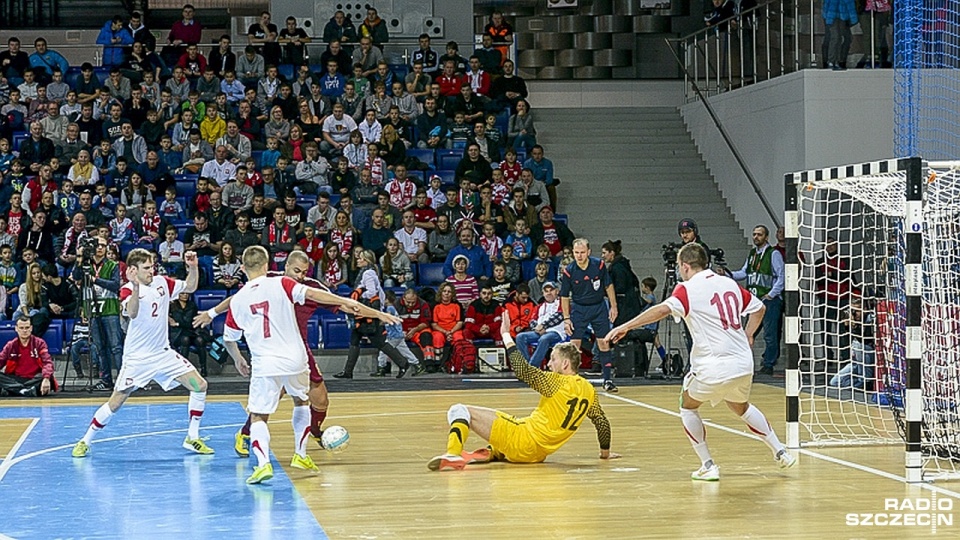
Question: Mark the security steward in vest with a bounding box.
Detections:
[729,225,785,375]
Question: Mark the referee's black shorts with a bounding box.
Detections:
[570,302,611,341]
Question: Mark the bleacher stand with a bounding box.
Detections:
[0,6,585,383]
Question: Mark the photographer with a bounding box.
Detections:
[677,218,712,267]
[72,236,123,391]
[728,225,784,375]
[662,218,724,366]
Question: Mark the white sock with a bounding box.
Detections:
[81,403,115,444]
[187,392,206,440]
[740,404,785,455]
[292,405,311,457]
[250,421,271,467]
[680,408,713,466]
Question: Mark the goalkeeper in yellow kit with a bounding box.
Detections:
[428,312,620,471]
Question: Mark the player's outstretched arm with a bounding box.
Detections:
[224,339,250,378]
[586,399,620,460]
[501,312,561,397]
[183,251,199,294]
[193,296,233,328]
[304,288,402,325]
[605,304,671,344]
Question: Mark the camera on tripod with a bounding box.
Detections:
[78,236,100,271]
[662,242,683,266]
[708,247,726,267]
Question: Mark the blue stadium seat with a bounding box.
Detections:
[553,213,568,224]
[495,111,509,137]
[329,194,340,207]
[12,132,29,152]
[306,317,320,349]
[175,196,189,214]
[174,223,191,241]
[388,64,409,80]
[437,151,462,170]
[515,149,527,163]
[120,243,137,259]
[43,321,64,355]
[252,150,264,168]
[65,319,76,343]
[65,66,83,89]
[433,169,456,185]
[277,64,295,82]
[93,67,111,84]
[9,295,19,312]
[322,318,350,349]
[406,148,435,169]
[198,258,214,287]
[521,260,540,282]
[194,290,227,311]
[417,263,446,286]
[175,181,196,199]
[212,316,224,337]
[0,322,16,348]
[523,259,561,281]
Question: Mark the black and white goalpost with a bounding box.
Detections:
[781,157,958,482]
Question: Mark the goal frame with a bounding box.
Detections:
[783,157,923,483]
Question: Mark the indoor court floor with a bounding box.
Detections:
[0,383,957,539]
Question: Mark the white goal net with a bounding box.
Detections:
[788,159,960,481]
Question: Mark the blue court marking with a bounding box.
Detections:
[0,402,327,540]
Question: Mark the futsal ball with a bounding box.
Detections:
[321,425,350,453]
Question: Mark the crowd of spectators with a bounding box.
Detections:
[0,5,597,384]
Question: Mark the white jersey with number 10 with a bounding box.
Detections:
[223,275,310,377]
[664,269,764,384]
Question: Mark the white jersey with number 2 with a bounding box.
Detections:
[223,275,309,377]
[663,269,764,384]
[120,276,185,362]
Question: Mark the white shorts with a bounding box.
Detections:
[247,371,310,415]
[115,349,196,393]
[683,373,753,407]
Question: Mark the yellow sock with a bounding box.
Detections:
[446,419,469,455]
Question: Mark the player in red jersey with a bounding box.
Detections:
[72,248,212,458]
[194,250,339,456]
[606,243,796,481]
[220,246,399,483]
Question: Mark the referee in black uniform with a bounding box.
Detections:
[560,238,619,393]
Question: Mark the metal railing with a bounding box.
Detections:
[674,0,892,102]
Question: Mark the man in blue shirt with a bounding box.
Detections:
[560,238,619,393]
[29,38,69,84]
[443,226,490,279]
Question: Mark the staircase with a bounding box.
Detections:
[536,107,750,281]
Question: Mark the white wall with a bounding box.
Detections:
[528,80,684,109]
[680,70,895,237]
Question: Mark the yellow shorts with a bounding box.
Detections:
[489,411,549,464]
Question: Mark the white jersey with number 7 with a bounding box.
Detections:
[223,275,310,377]
[663,269,764,384]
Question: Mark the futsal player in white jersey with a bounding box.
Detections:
[222,245,401,484]
[72,248,212,458]
[606,243,796,481]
